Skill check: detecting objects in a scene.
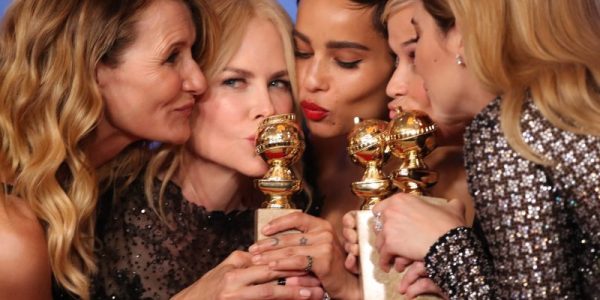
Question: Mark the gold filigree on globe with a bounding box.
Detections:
[386,109,438,195]
[255,113,305,209]
[347,117,393,210]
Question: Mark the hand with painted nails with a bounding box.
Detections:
[372,193,466,272]
[248,212,361,300]
[171,250,324,300]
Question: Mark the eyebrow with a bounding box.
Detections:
[224,68,289,80]
[223,67,253,77]
[293,30,370,51]
[270,70,289,79]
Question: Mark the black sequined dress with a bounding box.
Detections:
[425,98,600,299]
[92,177,255,299]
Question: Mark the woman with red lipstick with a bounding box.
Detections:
[245,0,394,299]
[339,0,473,297]
[92,1,324,299]
[295,0,394,243]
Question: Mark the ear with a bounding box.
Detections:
[95,62,111,88]
[446,23,464,58]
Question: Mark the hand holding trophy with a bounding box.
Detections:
[254,113,305,240]
[349,109,443,300]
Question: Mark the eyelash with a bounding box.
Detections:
[270,79,291,90]
[222,78,245,88]
[165,50,180,64]
[294,48,361,69]
[294,50,312,59]
[336,59,361,69]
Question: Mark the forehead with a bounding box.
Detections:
[229,18,286,66]
[387,7,416,42]
[135,0,195,40]
[296,0,379,44]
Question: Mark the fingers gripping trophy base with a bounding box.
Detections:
[255,208,301,241]
[356,210,443,300]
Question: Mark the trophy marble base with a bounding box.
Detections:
[255,208,301,241]
[357,196,446,300]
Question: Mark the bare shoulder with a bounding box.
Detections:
[0,195,52,300]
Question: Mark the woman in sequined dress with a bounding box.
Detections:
[372,0,600,298]
[92,0,325,299]
[0,0,212,299]
[248,0,475,299]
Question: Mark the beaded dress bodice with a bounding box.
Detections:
[425,98,600,299]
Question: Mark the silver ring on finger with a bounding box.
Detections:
[374,211,383,232]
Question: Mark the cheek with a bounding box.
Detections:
[274,96,294,114]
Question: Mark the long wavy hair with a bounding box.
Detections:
[144,0,298,221]
[425,0,600,164]
[0,0,215,298]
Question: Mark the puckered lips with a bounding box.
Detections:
[300,100,328,121]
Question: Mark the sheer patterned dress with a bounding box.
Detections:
[92,177,255,299]
[425,98,600,299]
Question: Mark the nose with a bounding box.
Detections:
[251,86,276,120]
[300,57,329,93]
[182,60,208,96]
[386,66,409,99]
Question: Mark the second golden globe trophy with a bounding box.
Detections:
[347,117,400,300]
[349,111,444,300]
[254,113,305,241]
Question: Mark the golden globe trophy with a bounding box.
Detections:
[254,113,305,241]
[383,109,444,300]
[347,117,401,300]
[349,111,444,300]
[387,109,438,195]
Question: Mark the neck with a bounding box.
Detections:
[310,135,358,177]
[175,150,252,212]
[85,119,139,168]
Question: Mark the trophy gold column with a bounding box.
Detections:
[384,109,444,300]
[254,113,305,241]
[347,117,401,300]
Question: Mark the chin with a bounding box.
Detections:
[236,159,269,178]
[163,128,190,145]
[306,122,346,139]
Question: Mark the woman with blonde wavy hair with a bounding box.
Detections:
[372,0,600,298]
[0,0,214,299]
[93,0,324,299]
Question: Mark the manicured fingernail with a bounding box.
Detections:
[262,224,272,234]
[299,289,311,298]
[248,244,258,253]
[251,255,261,263]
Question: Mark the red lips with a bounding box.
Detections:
[300,100,329,121]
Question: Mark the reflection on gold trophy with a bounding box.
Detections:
[349,110,442,300]
[348,117,400,300]
[254,113,305,240]
[387,108,438,195]
[347,117,393,209]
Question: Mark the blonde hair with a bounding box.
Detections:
[0,0,215,298]
[434,0,600,163]
[381,0,414,24]
[144,0,297,220]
